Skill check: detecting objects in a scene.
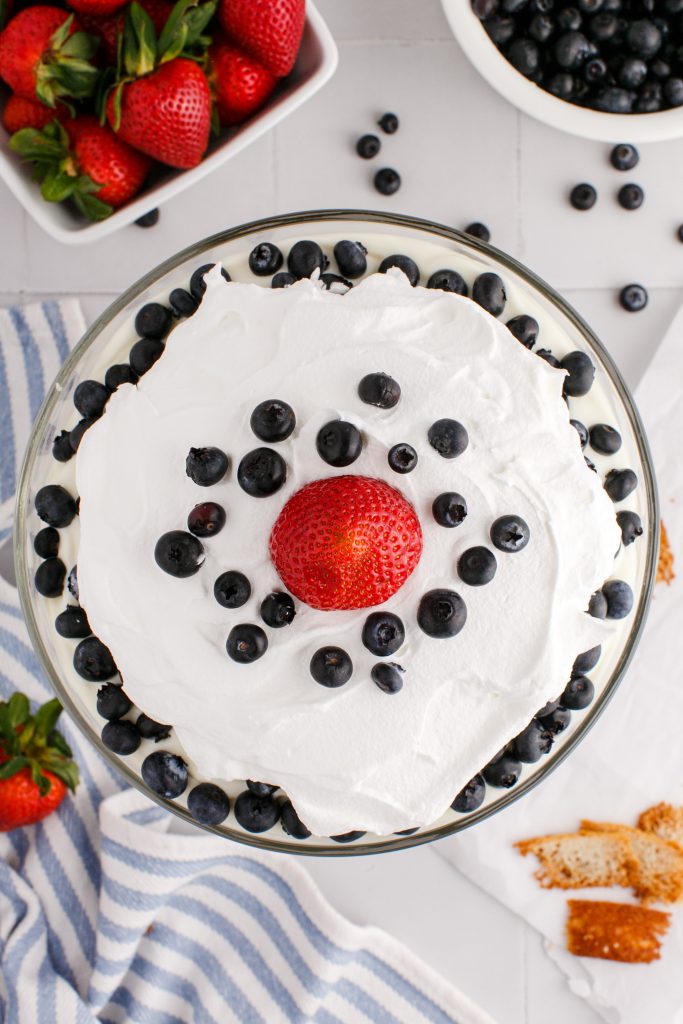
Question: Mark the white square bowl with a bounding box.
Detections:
[0,1,337,244]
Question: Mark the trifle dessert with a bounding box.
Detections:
[23,216,653,848]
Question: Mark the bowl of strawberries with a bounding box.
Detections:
[0,0,337,243]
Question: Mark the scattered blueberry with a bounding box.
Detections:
[247,781,277,796]
[52,430,74,462]
[561,350,595,397]
[226,624,268,663]
[604,468,638,502]
[539,706,572,735]
[490,514,530,553]
[573,645,601,675]
[619,283,648,312]
[287,240,328,279]
[388,443,418,474]
[155,531,204,578]
[67,565,78,602]
[678,225,683,243]
[55,605,90,639]
[506,314,539,349]
[356,133,381,158]
[74,379,108,420]
[136,714,172,741]
[280,800,312,839]
[310,646,353,687]
[330,831,366,843]
[187,502,226,538]
[214,570,251,609]
[129,337,164,376]
[570,183,597,210]
[362,612,405,657]
[234,790,281,832]
[34,527,59,559]
[102,719,141,755]
[248,242,284,276]
[472,272,506,317]
[185,446,229,487]
[260,592,296,628]
[250,399,296,443]
[432,492,468,528]
[378,253,418,285]
[451,774,486,813]
[616,510,643,546]
[371,662,404,694]
[168,288,198,318]
[134,302,172,339]
[105,363,138,391]
[316,420,362,468]
[73,636,117,682]
[427,418,468,459]
[603,579,634,619]
[334,240,368,278]
[374,167,401,196]
[618,182,644,210]
[513,720,554,763]
[272,272,296,289]
[187,783,230,826]
[69,418,94,452]
[571,420,589,448]
[465,222,491,242]
[35,485,77,528]
[135,208,159,228]
[483,755,522,789]
[458,546,497,587]
[190,263,230,301]
[378,112,399,133]
[417,589,467,639]
[427,269,468,295]
[96,683,132,720]
[561,674,595,710]
[34,558,66,598]
[590,423,622,454]
[141,750,188,798]
[358,372,401,409]
[237,447,287,497]
[588,589,608,619]
[536,348,561,368]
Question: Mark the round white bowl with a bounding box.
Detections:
[441,0,683,143]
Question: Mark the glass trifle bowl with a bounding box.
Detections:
[15,210,658,855]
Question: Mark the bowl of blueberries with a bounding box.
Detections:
[442,0,683,142]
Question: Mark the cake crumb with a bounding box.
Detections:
[566,900,670,963]
[657,521,675,585]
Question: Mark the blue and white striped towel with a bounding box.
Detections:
[0,300,495,1024]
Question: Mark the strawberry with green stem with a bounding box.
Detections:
[0,692,79,832]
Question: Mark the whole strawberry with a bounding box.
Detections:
[0,7,99,107]
[0,692,79,832]
[2,93,68,134]
[218,0,305,78]
[209,35,276,127]
[68,0,128,18]
[80,0,172,65]
[269,475,423,611]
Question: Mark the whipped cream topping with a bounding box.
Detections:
[76,268,620,836]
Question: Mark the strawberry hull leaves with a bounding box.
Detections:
[0,694,79,798]
[35,15,101,107]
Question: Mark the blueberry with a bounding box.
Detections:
[589,423,622,454]
[35,558,66,598]
[190,263,230,301]
[330,831,366,843]
[55,605,90,639]
[394,827,419,836]
[561,674,595,710]
[603,579,633,619]
[102,720,141,755]
[427,418,468,459]
[483,755,522,788]
[237,447,287,497]
[310,646,353,687]
[539,706,572,734]
[66,565,78,603]
[618,183,644,211]
[678,225,683,244]
[136,714,172,741]
[316,421,362,468]
[134,303,172,339]
[356,133,381,158]
[484,15,515,45]
[595,87,634,113]
[187,502,226,538]
[557,8,582,31]
[260,592,296,628]
[513,720,554,762]
[287,240,327,279]
[73,636,117,682]
[374,168,401,196]
[616,510,643,546]
[34,526,59,559]
[570,183,597,210]
[248,242,283,276]
[247,780,278,796]
[465,222,491,242]
[555,31,593,69]
[105,363,138,391]
[96,682,132,720]
[561,350,595,397]
[472,0,498,17]
[35,484,77,528]
[665,78,683,107]
[129,337,164,376]
[272,272,296,289]
[141,750,188,798]
[508,36,540,76]
[321,272,352,294]
[571,420,589,448]
[358,372,401,409]
[589,12,618,43]
[388,443,418,474]
[426,269,468,295]
[280,800,311,839]
[214,570,251,608]
[432,492,468,528]
[226,624,268,663]
[417,589,467,639]
[234,790,281,832]
[584,57,607,82]
[135,208,159,227]
[378,254,418,285]
[472,272,506,316]
[604,468,637,502]
[250,399,296,442]
[506,314,539,348]
[619,284,648,312]
[362,612,405,656]
[619,56,648,88]
[185,446,229,487]
[73,380,108,421]
[378,112,399,133]
[627,18,661,57]
[451,774,486,813]
[529,13,554,42]
[334,240,368,279]
[155,531,205,578]
[187,783,230,825]
[535,699,560,719]
[573,645,601,674]
[536,348,561,368]
[490,514,530,553]
[168,288,198,318]
[458,546,497,586]
[371,662,404,694]
[52,430,74,462]
[548,72,575,98]
[588,589,608,618]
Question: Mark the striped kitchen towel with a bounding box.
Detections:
[0,300,496,1024]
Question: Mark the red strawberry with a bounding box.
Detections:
[80,0,172,65]
[0,693,79,832]
[68,0,127,17]
[2,93,68,133]
[269,475,423,611]
[0,7,99,106]
[209,35,276,126]
[107,57,210,168]
[218,0,304,77]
